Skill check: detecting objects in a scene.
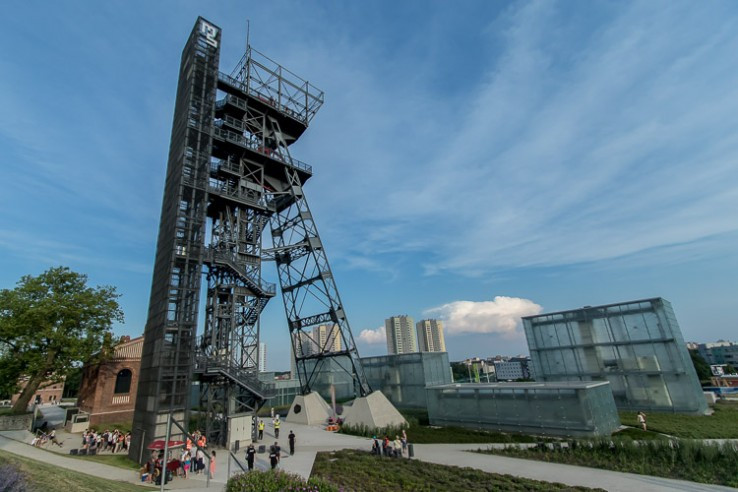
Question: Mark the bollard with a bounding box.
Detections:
[407,443,414,458]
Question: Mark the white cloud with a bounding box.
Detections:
[358,325,386,344]
[425,296,543,338]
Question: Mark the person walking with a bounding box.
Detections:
[637,411,647,431]
[258,419,265,440]
[288,430,295,455]
[273,416,281,439]
[246,443,256,471]
[48,429,63,448]
[393,435,402,458]
[269,442,280,469]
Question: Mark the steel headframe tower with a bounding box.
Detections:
[131,17,370,458]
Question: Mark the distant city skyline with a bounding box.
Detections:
[1,1,737,372]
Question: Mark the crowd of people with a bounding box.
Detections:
[139,431,215,485]
[248,414,297,471]
[371,429,409,458]
[80,428,131,453]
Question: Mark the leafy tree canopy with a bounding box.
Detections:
[689,349,712,382]
[0,267,123,412]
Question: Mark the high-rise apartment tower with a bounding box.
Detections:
[385,315,418,355]
[416,319,446,352]
[258,343,266,372]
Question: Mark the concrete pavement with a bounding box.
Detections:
[2,418,735,491]
[412,443,736,492]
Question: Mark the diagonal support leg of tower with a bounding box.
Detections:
[268,163,371,397]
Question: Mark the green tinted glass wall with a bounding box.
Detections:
[426,382,620,437]
[523,298,707,414]
[362,352,453,409]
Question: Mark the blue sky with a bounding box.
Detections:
[1,1,737,371]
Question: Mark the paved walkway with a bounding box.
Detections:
[0,431,227,491]
[2,419,735,492]
[413,443,735,492]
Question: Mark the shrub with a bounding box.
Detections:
[0,463,27,492]
[339,422,407,440]
[482,438,738,487]
[226,470,337,492]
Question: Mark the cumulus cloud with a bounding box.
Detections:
[359,325,386,344]
[425,296,542,338]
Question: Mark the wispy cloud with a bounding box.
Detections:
[295,1,738,277]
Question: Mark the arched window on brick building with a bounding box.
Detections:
[114,369,132,394]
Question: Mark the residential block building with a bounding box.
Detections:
[385,315,418,355]
[258,343,267,372]
[416,319,446,353]
[696,341,738,366]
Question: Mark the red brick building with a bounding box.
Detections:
[11,378,64,408]
[77,335,143,426]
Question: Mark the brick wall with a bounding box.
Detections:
[11,379,64,407]
[77,336,143,427]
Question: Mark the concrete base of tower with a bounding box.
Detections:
[341,391,407,429]
[286,392,332,425]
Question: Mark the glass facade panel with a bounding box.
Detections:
[426,382,620,437]
[361,352,452,409]
[524,298,707,414]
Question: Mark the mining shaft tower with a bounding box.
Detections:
[131,17,370,456]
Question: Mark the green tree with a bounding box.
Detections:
[689,349,712,382]
[0,267,123,413]
[61,366,83,399]
[725,364,737,375]
[450,362,469,382]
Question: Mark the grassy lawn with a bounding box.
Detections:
[66,452,142,471]
[311,449,602,491]
[88,421,133,433]
[619,400,738,439]
[407,424,540,444]
[0,449,150,491]
[340,409,543,444]
[340,421,541,444]
[611,427,668,441]
[478,439,738,488]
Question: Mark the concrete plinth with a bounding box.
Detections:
[342,391,406,429]
[286,392,332,425]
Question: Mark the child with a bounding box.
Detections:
[184,450,192,478]
[209,450,216,479]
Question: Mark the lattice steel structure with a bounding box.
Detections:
[131,17,369,457]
